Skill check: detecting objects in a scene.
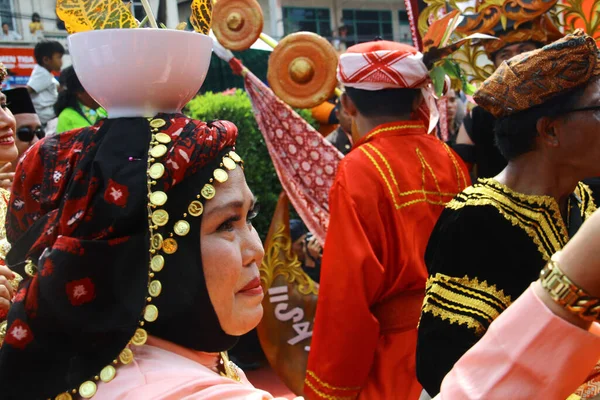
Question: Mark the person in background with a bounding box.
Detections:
[26,40,63,126]
[325,100,352,155]
[444,89,465,146]
[290,219,322,283]
[29,12,44,39]
[54,66,107,134]
[0,23,21,41]
[4,88,44,166]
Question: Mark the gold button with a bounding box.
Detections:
[100,365,117,383]
[79,381,97,399]
[55,393,73,400]
[154,132,171,144]
[229,151,242,162]
[150,144,168,159]
[131,328,148,346]
[188,200,204,217]
[149,191,168,206]
[144,304,159,322]
[201,184,216,200]
[151,233,164,251]
[149,280,162,297]
[162,238,178,254]
[150,255,165,272]
[151,209,169,227]
[213,168,229,183]
[24,260,37,277]
[148,163,165,180]
[174,220,190,237]
[150,118,166,128]
[222,157,237,171]
[119,347,134,364]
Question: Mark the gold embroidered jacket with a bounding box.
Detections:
[416,178,597,396]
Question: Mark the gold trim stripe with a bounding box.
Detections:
[365,123,424,141]
[306,371,362,391]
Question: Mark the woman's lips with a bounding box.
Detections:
[238,277,263,296]
[0,133,14,146]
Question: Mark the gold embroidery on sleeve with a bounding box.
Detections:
[422,273,512,335]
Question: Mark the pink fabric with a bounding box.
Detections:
[244,72,343,246]
[437,283,600,400]
[95,336,294,399]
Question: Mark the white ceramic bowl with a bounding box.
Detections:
[69,29,213,118]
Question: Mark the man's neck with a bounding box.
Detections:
[495,153,580,216]
[355,114,412,141]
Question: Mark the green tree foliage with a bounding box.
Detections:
[185,90,318,240]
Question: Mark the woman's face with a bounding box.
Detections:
[0,93,19,163]
[200,167,265,336]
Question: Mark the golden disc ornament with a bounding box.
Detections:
[212,0,263,51]
[267,32,339,109]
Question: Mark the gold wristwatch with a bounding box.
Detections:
[540,252,600,321]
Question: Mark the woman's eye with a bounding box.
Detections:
[217,217,238,232]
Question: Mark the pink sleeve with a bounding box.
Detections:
[437,283,600,400]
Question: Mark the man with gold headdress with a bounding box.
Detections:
[417,30,600,397]
[304,40,470,400]
[452,0,563,178]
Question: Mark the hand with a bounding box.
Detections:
[0,265,15,313]
[307,237,322,261]
[0,163,14,190]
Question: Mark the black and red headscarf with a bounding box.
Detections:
[0,114,243,399]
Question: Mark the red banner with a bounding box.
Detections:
[0,47,36,87]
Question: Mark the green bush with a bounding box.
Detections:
[185,90,317,241]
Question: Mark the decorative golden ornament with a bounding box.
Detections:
[267,32,339,109]
[144,304,159,322]
[149,280,162,297]
[174,220,190,237]
[100,365,117,383]
[213,168,229,183]
[151,233,164,251]
[119,347,134,365]
[229,151,242,163]
[150,255,165,272]
[54,392,73,400]
[149,191,168,207]
[201,184,216,200]
[162,238,178,254]
[188,200,204,217]
[148,163,165,180]
[150,144,168,159]
[190,0,213,35]
[212,0,263,51]
[222,157,237,171]
[150,119,166,128]
[131,328,148,346]
[78,381,97,399]
[154,132,171,144]
[56,0,137,34]
[151,209,169,227]
[9,272,23,292]
[24,260,37,278]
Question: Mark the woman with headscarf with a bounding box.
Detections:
[0,110,303,399]
[54,66,107,134]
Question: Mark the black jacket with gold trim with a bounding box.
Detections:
[416,178,597,396]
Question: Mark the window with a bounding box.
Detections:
[342,9,393,46]
[398,10,413,45]
[282,7,332,38]
[0,0,15,30]
[128,1,145,20]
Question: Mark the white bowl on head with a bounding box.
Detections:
[68,28,213,118]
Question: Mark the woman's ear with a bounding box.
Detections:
[536,116,560,147]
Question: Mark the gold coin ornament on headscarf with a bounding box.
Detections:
[119,348,134,365]
[151,209,169,227]
[131,328,148,346]
[174,220,190,236]
[201,184,216,199]
[229,151,242,163]
[149,119,166,129]
[99,365,116,383]
[149,280,162,297]
[162,238,178,254]
[149,191,167,206]
[151,233,164,251]
[78,381,97,399]
[154,133,171,144]
[213,168,229,183]
[150,255,165,272]
[150,144,168,159]
[55,392,73,400]
[222,156,237,171]
[148,163,165,179]
[144,305,159,322]
[188,200,204,217]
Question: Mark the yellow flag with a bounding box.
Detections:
[56,0,138,34]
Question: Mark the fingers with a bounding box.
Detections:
[0,275,14,299]
[0,171,14,189]
[0,265,15,280]
[0,162,12,173]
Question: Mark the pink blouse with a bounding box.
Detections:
[96,336,299,399]
[436,283,600,399]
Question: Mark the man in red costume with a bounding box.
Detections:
[304,40,470,400]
